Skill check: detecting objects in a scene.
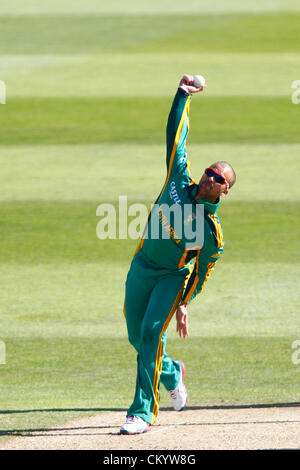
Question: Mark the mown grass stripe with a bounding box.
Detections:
[0,13,299,53]
[0,97,299,146]
[0,200,299,264]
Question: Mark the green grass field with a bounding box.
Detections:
[0,0,299,439]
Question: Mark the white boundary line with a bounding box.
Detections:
[144,421,187,436]
[142,418,300,437]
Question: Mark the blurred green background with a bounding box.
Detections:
[0,0,299,438]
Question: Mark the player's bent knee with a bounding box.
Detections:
[128,333,140,352]
[140,324,160,346]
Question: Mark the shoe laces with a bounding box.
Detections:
[126,415,139,423]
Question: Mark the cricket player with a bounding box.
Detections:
[120,75,236,435]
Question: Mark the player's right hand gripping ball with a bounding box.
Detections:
[193,75,206,88]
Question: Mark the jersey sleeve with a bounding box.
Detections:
[165,87,192,179]
[181,246,223,304]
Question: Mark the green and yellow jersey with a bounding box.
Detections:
[136,87,224,304]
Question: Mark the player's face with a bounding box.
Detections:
[198,164,231,200]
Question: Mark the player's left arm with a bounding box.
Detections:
[176,247,223,338]
[182,247,223,304]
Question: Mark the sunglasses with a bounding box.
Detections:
[205,167,229,188]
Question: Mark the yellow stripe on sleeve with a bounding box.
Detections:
[159,95,191,197]
[208,214,224,249]
[182,250,200,304]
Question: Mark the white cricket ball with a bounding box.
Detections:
[193,75,206,88]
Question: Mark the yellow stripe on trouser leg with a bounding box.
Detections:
[124,250,191,425]
[151,283,186,425]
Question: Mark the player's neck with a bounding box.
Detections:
[195,189,219,205]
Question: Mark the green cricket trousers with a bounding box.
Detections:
[123,249,190,425]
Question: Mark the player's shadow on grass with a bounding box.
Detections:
[0,407,127,414]
[0,425,119,438]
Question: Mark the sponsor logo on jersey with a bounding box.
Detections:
[169,181,181,204]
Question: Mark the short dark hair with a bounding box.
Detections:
[212,161,236,189]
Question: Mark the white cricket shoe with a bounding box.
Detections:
[169,361,187,411]
[120,415,151,435]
